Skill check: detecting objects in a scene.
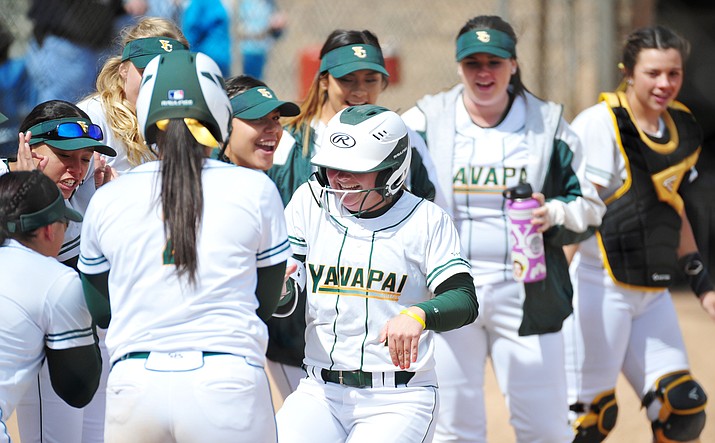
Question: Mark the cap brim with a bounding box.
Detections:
[457,46,513,61]
[129,54,158,69]
[235,100,301,119]
[62,205,83,223]
[41,138,117,157]
[328,62,389,79]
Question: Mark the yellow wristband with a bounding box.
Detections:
[400,309,426,329]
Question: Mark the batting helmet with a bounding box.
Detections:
[136,51,231,147]
[311,105,411,201]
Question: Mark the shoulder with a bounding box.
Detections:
[273,128,297,166]
[571,101,612,135]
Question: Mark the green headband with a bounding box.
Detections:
[456,28,516,61]
[319,44,389,78]
[27,117,116,157]
[121,37,189,69]
[230,86,300,119]
[5,190,82,233]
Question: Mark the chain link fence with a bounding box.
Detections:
[2,0,646,132]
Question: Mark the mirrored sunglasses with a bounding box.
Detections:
[36,122,104,141]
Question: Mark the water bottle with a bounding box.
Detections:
[503,183,547,283]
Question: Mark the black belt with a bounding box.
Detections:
[118,351,227,362]
[320,369,414,388]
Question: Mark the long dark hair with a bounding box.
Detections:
[286,29,388,155]
[155,119,205,286]
[0,170,59,245]
[225,74,267,97]
[457,15,526,98]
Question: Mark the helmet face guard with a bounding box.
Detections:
[310,105,411,217]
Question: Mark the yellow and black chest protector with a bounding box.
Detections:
[597,92,702,290]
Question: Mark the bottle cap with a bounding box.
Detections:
[503,182,533,200]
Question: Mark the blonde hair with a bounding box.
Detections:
[90,17,188,167]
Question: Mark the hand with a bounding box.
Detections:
[379,307,425,370]
[93,152,117,188]
[530,192,553,233]
[123,0,147,16]
[16,131,47,171]
[699,291,715,322]
[281,262,298,299]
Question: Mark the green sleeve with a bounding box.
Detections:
[80,271,111,328]
[415,272,478,332]
[46,343,102,408]
[256,261,288,322]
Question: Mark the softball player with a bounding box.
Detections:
[77,17,189,175]
[266,29,445,401]
[78,50,290,443]
[220,74,300,170]
[275,105,478,443]
[0,170,101,443]
[401,15,604,443]
[563,26,714,442]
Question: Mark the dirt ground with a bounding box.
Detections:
[6,290,713,442]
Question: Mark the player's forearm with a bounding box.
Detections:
[256,261,288,322]
[415,272,478,332]
[80,271,111,328]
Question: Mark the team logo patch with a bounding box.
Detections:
[257,88,273,98]
[160,39,173,52]
[351,46,367,58]
[330,132,356,148]
[168,90,184,100]
[476,30,491,43]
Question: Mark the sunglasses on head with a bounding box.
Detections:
[31,121,104,141]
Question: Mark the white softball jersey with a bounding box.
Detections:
[285,182,471,374]
[78,159,291,366]
[0,240,95,424]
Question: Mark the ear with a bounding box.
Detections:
[118,61,129,81]
[319,75,329,91]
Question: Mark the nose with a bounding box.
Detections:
[266,119,280,133]
[655,73,671,89]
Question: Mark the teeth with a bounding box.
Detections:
[60,179,77,187]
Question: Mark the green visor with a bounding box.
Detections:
[28,117,116,157]
[230,86,300,119]
[0,112,7,124]
[456,29,516,61]
[319,44,389,78]
[5,189,83,233]
[121,37,189,69]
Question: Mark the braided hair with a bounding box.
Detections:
[0,170,59,244]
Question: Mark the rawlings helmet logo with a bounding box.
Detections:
[351,46,367,58]
[476,31,491,43]
[330,133,356,148]
[160,40,173,52]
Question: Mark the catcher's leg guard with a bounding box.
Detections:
[571,389,618,442]
[643,370,707,443]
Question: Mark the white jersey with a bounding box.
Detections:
[0,240,95,417]
[77,96,135,174]
[285,182,471,373]
[79,159,291,366]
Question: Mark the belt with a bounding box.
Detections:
[118,351,227,362]
[320,368,415,388]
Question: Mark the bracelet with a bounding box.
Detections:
[400,309,426,329]
[678,252,715,298]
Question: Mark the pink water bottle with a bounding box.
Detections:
[503,183,547,283]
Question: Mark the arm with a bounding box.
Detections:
[255,261,288,322]
[677,213,715,321]
[45,343,101,408]
[80,270,111,328]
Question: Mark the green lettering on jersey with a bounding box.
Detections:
[470,166,484,184]
[309,263,325,292]
[324,266,339,286]
[503,167,516,183]
[519,168,528,182]
[351,268,364,287]
[397,274,408,292]
[381,272,398,292]
[453,168,466,185]
[339,267,353,286]
[163,239,175,265]
[484,168,498,185]
[367,269,384,289]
